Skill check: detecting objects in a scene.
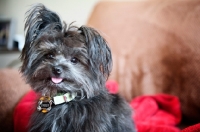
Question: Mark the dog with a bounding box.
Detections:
[20,4,136,132]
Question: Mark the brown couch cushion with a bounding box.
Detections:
[0,68,30,132]
[87,0,200,123]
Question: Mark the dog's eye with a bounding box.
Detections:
[70,57,79,64]
[46,53,54,59]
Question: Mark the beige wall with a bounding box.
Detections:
[0,0,99,35]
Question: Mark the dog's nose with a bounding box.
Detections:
[52,66,62,75]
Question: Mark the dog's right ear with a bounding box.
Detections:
[24,3,62,47]
[21,4,62,72]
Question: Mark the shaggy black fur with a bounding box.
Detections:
[20,4,136,132]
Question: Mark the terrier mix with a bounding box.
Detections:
[20,4,136,132]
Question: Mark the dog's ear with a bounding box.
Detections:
[24,3,62,47]
[79,26,112,80]
[21,4,62,72]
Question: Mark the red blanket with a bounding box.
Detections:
[181,123,200,132]
[14,81,182,132]
[131,94,181,132]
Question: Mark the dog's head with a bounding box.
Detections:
[20,4,112,98]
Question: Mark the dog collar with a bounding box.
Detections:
[53,92,77,105]
[37,92,77,113]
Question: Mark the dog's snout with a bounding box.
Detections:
[52,66,62,75]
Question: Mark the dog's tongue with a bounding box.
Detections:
[51,77,63,84]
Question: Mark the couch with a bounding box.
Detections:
[1,0,200,131]
[87,0,200,123]
[0,69,30,132]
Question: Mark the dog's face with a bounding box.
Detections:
[21,4,112,98]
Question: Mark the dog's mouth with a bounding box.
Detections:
[42,77,75,95]
[48,77,77,97]
[51,77,63,84]
[49,77,74,84]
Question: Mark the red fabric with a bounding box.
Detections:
[14,90,38,132]
[105,80,119,94]
[14,81,182,132]
[181,123,200,132]
[130,94,181,132]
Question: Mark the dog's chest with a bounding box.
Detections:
[30,99,113,132]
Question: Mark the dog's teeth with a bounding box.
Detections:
[51,78,63,84]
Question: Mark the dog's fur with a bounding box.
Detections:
[20,4,135,132]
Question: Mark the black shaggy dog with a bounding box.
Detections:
[20,4,136,132]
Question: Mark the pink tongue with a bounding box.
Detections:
[51,78,63,84]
